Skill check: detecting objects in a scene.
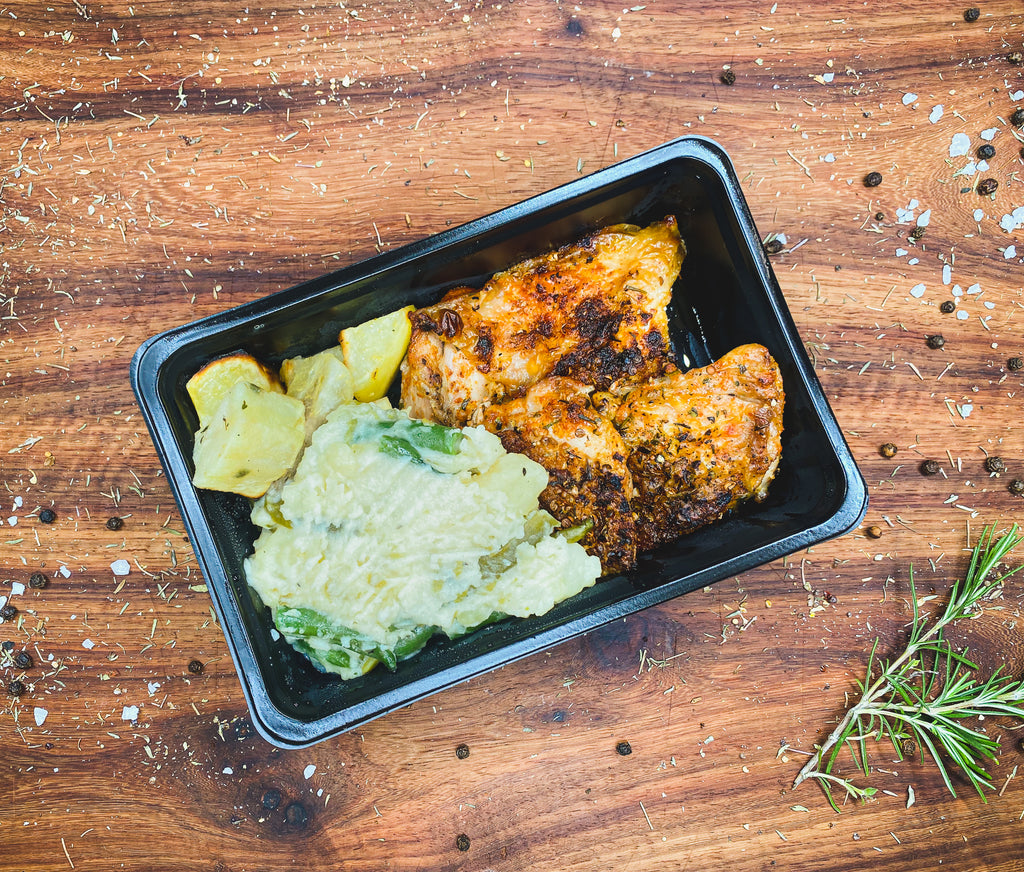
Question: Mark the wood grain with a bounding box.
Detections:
[3,1,1024,869]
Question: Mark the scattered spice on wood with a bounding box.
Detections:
[866,525,883,539]
[926,334,945,349]
[616,741,633,756]
[455,743,470,759]
[39,508,57,524]
[106,516,124,531]
[963,7,980,22]
[977,144,996,160]
[880,443,899,458]
[1008,356,1023,371]
[920,459,942,476]
[456,834,471,852]
[863,171,883,188]
[978,178,999,196]
[187,659,204,674]
[1009,480,1024,496]
[6,679,26,697]
[29,572,48,589]
[720,68,736,86]
[985,456,1006,475]
[13,652,33,670]
[940,300,956,314]
[764,238,785,255]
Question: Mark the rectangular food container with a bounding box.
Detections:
[131,136,868,748]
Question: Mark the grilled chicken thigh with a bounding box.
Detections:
[401,217,684,427]
[399,216,785,574]
[614,343,785,551]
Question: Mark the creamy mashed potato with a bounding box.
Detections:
[244,401,601,678]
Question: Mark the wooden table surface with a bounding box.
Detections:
[3,1,1024,869]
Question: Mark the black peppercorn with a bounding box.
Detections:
[874,211,885,221]
[261,788,282,810]
[910,226,926,241]
[880,442,898,458]
[926,334,945,349]
[921,459,942,476]
[863,171,883,187]
[187,659,204,674]
[1009,51,1024,66]
[985,456,1006,474]
[106,516,124,531]
[1,640,12,652]
[963,7,980,22]
[456,834,471,852]
[1013,107,1024,128]
[455,743,470,759]
[615,740,633,756]
[0,604,16,622]
[764,238,785,255]
[977,143,996,160]
[284,802,309,827]
[978,178,999,196]
[1009,479,1024,496]
[7,679,25,697]
[1008,356,1023,371]
[13,651,32,670]
[720,68,736,86]
[940,300,956,314]
[29,572,48,589]
[38,508,56,524]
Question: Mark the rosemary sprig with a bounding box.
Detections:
[793,524,1024,811]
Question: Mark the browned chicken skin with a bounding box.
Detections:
[400,217,785,573]
[401,217,684,427]
[614,343,785,551]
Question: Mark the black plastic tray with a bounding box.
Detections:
[131,136,867,748]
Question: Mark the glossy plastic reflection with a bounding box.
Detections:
[131,137,867,748]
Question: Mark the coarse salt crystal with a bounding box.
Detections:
[957,310,970,320]
[122,705,140,721]
[949,133,971,157]
[917,210,931,227]
[223,767,234,775]
[1012,90,1024,101]
[59,566,71,578]
[980,127,998,141]
[973,208,985,222]
[6,517,17,527]
[110,559,131,576]
[34,707,48,726]
[11,582,25,596]
[984,300,996,309]
[82,639,95,649]
[929,105,944,123]
[1005,245,1017,259]
[942,264,952,284]
[896,248,909,257]
[902,92,918,105]
[908,258,920,265]
[910,284,926,298]
[822,152,836,163]
[304,764,317,779]
[967,283,982,294]
[999,206,1024,232]
[148,681,162,695]
[821,72,835,83]
[951,284,963,297]
[13,497,22,509]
